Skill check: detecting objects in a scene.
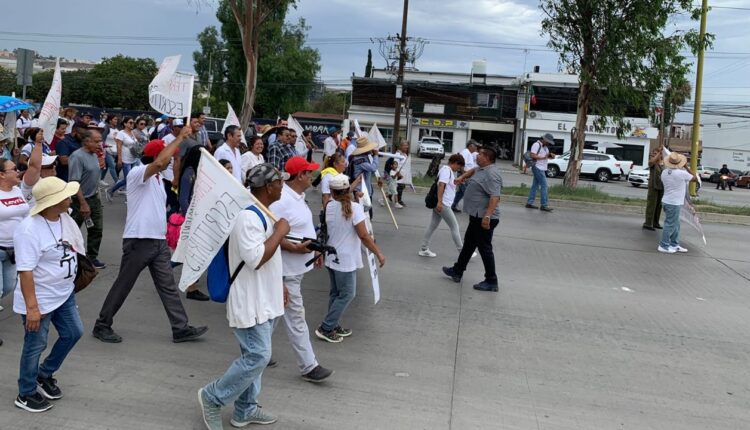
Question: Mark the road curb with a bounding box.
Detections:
[410,186,750,226]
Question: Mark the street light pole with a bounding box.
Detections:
[391,0,409,152]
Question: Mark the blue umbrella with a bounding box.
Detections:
[0,95,33,113]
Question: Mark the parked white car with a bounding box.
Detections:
[628,168,649,187]
[697,166,717,181]
[545,150,627,182]
[417,137,445,158]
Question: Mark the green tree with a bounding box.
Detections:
[308,89,350,115]
[193,26,230,117]
[365,49,373,78]
[540,0,701,188]
[85,55,157,109]
[193,0,320,123]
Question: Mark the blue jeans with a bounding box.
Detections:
[0,248,16,298]
[321,269,357,332]
[452,183,467,210]
[101,152,118,183]
[527,165,549,207]
[202,320,273,420]
[18,293,83,396]
[660,203,681,248]
[110,162,133,193]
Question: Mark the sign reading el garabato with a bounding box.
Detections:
[412,117,469,129]
[556,121,622,135]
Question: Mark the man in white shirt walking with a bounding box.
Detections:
[657,152,698,254]
[199,163,290,429]
[269,156,334,383]
[322,129,340,165]
[92,126,208,344]
[525,133,556,212]
[214,125,243,183]
[451,139,478,212]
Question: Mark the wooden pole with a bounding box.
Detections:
[379,185,399,229]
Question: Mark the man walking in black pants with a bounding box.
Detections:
[442,144,502,292]
[92,126,208,344]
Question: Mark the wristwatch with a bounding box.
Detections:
[483,216,490,219]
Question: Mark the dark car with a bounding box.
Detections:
[203,117,226,146]
[708,169,743,185]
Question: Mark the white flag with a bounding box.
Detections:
[353,119,364,138]
[222,102,246,145]
[363,217,381,304]
[149,55,194,118]
[38,58,61,144]
[369,123,388,149]
[287,115,307,156]
[172,148,256,291]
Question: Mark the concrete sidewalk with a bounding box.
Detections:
[1,186,749,429]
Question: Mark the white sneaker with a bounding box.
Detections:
[418,249,437,257]
[394,202,404,209]
[0,304,4,311]
[657,246,676,254]
[378,199,384,207]
[471,251,478,258]
[99,180,108,188]
[671,245,688,253]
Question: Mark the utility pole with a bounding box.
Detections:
[689,0,708,196]
[391,0,409,152]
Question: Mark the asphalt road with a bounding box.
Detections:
[1,167,749,429]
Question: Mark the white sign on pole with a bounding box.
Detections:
[38,58,61,144]
[364,218,381,304]
[222,102,247,145]
[149,55,194,118]
[369,123,388,149]
[172,148,256,291]
[287,114,308,156]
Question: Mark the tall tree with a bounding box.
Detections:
[193,26,230,117]
[308,89,350,115]
[365,49,373,78]
[540,0,701,188]
[85,55,157,109]
[194,0,320,122]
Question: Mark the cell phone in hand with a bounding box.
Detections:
[85,217,94,228]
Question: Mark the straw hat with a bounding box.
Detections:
[351,136,378,156]
[663,152,687,169]
[30,177,80,216]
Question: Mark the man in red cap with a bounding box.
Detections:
[93,126,209,344]
[268,156,334,383]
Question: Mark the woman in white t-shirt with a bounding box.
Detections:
[314,174,384,343]
[0,159,30,305]
[318,153,362,207]
[418,154,467,258]
[240,136,265,182]
[13,176,84,413]
[101,114,120,185]
[108,116,138,197]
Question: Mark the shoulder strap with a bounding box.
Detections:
[535,141,543,154]
[228,205,268,286]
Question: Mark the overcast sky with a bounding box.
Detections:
[2,0,749,111]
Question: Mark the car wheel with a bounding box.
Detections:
[596,169,611,182]
[546,165,559,177]
[631,183,640,187]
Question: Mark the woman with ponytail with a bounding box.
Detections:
[314,174,385,343]
[318,153,362,206]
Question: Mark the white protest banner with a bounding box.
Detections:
[38,58,61,143]
[353,119,364,138]
[172,148,256,291]
[363,218,381,304]
[369,123,388,149]
[149,55,194,118]
[287,114,307,156]
[222,102,247,145]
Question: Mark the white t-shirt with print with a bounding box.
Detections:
[124,164,167,239]
[0,187,30,247]
[269,184,316,276]
[13,216,77,315]
[227,208,284,329]
[437,165,457,207]
[661,168,693,206]
[214,144,243,183]
[117,130,138,165]
[325,200,366,272]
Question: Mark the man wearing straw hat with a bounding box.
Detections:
[348,136,379,198]
[199,163,290,429]
[92,126,208,344]
[657,152,697,254]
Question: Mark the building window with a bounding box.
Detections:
[476,93,498,108]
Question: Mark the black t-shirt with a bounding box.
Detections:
[719,167,730,175]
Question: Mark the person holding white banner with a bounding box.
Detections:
[93,126,208,344]
[314,174,385,343]
[657,152,698,254]
[198,163,290,429]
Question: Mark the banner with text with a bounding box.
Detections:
[38,58,61,144]
[172,148,256,291]
[363,218,381,304]
[149,55,194,118]
[222,102,247,145]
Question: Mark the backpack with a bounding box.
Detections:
[206,205,267,303]
[424,176,439,209]
[523,141,543,166]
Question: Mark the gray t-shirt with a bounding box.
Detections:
[463,163,502,219]
[178,134,202,159]
[68,148,101,198]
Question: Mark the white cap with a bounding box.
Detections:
[41,154,58,166]
[328,174,350,190]
[173,119,184,127]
